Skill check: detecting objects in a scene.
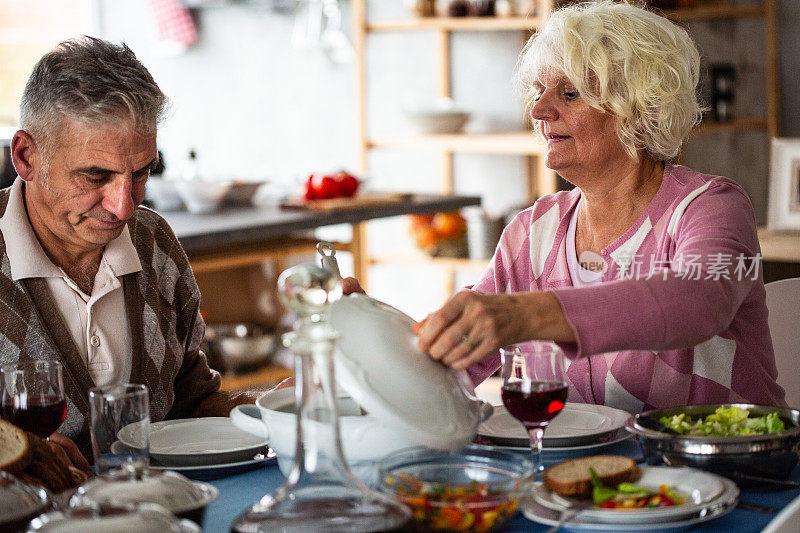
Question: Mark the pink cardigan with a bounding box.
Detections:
[467,164,786,412]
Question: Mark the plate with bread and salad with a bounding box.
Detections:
[524,455,739,530]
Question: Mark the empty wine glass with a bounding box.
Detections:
[500,343,568,478]
[1,360,67,439]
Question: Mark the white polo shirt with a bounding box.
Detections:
[0,177,142,387]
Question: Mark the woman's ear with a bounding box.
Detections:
[10,130,39,181]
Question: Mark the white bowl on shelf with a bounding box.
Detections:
[174,180,231,214]
[145,177,184,212]
[403,98,471,134]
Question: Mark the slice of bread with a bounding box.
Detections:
[0,419,31,474]
[543,455,640,497]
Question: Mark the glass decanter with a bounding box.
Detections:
[232,265,412,533]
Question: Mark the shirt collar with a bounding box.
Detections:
[104,224,142,277]
[0,176,142,281]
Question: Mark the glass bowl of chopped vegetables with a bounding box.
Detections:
[378,445,534,532]
[626,404,800,485]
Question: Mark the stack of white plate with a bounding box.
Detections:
[115,417,273,478]
[524,466,739,531]
[477,403,633,463]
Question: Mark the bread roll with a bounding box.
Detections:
[23,432,75,493]
[0,419,31,474]
[0,419,89,493]
[543,455,640,497]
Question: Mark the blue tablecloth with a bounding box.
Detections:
[202,439,800,533]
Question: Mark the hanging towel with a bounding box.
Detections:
[148,0,197,53]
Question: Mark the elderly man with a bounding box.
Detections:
[1,36,262,468]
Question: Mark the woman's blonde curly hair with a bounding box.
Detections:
[515,1,703,161]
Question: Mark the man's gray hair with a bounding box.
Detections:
[20,36,168,150]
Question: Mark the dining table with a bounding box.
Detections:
[201,437,800,533]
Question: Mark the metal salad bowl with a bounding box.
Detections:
[626,404,800,486]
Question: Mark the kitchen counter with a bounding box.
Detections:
[161,194,482,254]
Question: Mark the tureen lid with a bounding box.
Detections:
[329,293,489,449]
[70,469,217,515]
[0,471,50,525]
[27,502,199,533]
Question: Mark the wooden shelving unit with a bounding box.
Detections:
[367,118,771,153]
[757,228,800,263]
[354,1,555,202]
[692,117,770,136]
[366,4,764,33]
[367,131,546,155]
[661,3,764,21]
[370,252,490,270]
[353,1,555,297]
[367,15,543,32]
[353,0,788,294]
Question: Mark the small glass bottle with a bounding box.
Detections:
[231,265,412,533]
[185,148,199,181]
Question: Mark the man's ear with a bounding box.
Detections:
[11,130,40,182]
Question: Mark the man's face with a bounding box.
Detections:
[25,118,157,257]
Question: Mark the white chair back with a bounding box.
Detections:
[764,277,800,409]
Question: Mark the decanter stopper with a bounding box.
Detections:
[278,264,342,321]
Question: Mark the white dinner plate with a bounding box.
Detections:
[149,450,275,480]
[479,403,631,447]
[109,442,275,480]
[533,466,727,524]
[486,430,633,464]
[149,451,274,472]
[523,474,739,531]
[118,417,268,467]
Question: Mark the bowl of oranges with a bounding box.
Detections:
[408,211,468,257]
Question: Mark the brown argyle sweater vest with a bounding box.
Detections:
[0,187,220,458]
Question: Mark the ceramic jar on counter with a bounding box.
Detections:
[446,0,495,16]
[409,0,435,16]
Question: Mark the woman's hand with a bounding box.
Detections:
[341,277,366,295]
[412,291,575,370]
[48,432,93,474]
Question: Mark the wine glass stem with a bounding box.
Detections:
[527,426,545,478]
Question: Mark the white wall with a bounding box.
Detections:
[97,0,796,319]
[99,1,359,181]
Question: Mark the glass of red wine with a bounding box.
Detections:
[1,360,67,439]
[500,343,568,478]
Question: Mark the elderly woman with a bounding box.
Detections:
[407,1,785,412]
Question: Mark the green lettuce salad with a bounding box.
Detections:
[659,406,785,436]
